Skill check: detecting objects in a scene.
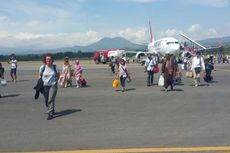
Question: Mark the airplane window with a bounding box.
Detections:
[167,42,179,45]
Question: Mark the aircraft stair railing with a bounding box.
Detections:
[184,47,197,56]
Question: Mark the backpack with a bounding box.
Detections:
[40,65,57,77]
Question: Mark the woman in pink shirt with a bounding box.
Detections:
[73,59,83,88]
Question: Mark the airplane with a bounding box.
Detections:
[132,21,181,61]
[179,33,222,58]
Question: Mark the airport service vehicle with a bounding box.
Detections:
[93,49,126,64]
[107,49,125,58]
[93,49,110,64]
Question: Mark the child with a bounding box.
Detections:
[79,76,87,87]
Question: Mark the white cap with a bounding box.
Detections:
[122,57,126,61]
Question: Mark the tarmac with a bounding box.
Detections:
[0,61,230,153]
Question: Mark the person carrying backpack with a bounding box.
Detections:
[204,57,214,82]
[38,54,59,120]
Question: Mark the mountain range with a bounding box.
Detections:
[0,36,230,55]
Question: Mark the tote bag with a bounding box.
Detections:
[158,75,164,86]
[112,74,119,88]
[0,78,7,86]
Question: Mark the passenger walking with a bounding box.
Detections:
[8,54,17,82]
[191,51,205,87]
[203,57,214,82]
[144,55,156,86]
[58,57,72,88]
[109,56,116,74]
[118,58,130,92]
[0,62,5,80]
[0,62,5,98]
[39,54,59,120]
[73,59,83,88]
[161,52,177,91]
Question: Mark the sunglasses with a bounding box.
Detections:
[46,57,52,60]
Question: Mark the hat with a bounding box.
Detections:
[122,57,126,62]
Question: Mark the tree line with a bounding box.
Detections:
[0,51,94,61]
[0,47,230,62]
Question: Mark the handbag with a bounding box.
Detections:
[158,75,164,86]
[153,66,159,73]
[112,74,119,88]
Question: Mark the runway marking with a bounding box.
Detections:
[5,146,230,153]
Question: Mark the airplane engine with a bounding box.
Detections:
[135,52,147,59]
[135,52,147,65]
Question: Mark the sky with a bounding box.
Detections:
[0,0,229,50]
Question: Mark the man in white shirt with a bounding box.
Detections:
[191,51,205,87]
[145,55,156,86]
[8,54,17,82]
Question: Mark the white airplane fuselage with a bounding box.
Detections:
[135,37,180,59]
[148,37,180,55]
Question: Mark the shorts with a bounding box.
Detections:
[10,68,17,75]
[120,76,126,87]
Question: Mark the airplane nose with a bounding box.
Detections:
[174,44,180,50]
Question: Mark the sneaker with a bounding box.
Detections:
[195,84,198,87]
[47,114,53,120]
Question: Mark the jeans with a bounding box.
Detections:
[43,84,58,115]
[147,71,154,86]
[120,76,126,87]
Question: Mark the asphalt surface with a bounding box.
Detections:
[0,61,230,152]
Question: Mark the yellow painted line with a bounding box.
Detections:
[5,146,230,153]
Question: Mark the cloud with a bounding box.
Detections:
[0,16,8,22]
[120,0,159,3]
[0,31,102,49]
[205,28,218,36]
[0,27,149,49]
[111,27,148,43]
[159,29,179,38]
[188,24,201,33]
[180,0,229,7]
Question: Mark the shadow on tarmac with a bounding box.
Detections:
[7,80,30,83]
[54,109,82,118]
[115,88,136,92]
[16,80,30,82]
[189,84,210,87]
[0,94,21,99]
[71,85,91,88]
[160,89,184,92]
